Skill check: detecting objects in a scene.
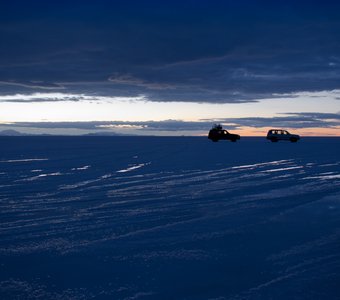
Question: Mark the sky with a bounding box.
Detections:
[0,0,339,136]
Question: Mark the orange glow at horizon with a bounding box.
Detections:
[225,126,340,137]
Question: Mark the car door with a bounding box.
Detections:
[282,131,290,140]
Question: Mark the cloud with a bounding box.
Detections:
[212,113,340,129]
[108,73,175,90]
[0,93,90,103]
[1,1,340,103]
[1,88,340,104]
[0,120,216,132]
[0,80,64,90]
[1,113,339,134]
[0,92,146,103]
[273,90,340,99]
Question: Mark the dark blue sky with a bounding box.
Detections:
[1,0,340,102]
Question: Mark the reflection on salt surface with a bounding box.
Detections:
[231,160,292,169]
[59,179,101,190]
[101,173,112,179]
[261,166,304,173]
[303,174,340,180]
[271,174,295,179]
[117,162,151,173]
[16,172,63,182]
[319,162,340,167]
[71,165,90,171]
[0,158,48,163]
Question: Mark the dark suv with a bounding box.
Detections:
[266,129,300,142]
[208,124,240,142]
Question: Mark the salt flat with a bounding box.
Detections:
[0,137,339,299]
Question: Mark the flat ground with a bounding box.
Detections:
[0,137,339,299]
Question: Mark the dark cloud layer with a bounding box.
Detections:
[213,112,340,129]
[1,1,340,102]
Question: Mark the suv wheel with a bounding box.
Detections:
[270,137,278,142]
[290,137,297,142]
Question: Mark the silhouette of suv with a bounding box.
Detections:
[208,124,240,142]
[266,129,300,142]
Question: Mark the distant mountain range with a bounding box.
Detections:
[0,130,29,136]
[0,130,134,136]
